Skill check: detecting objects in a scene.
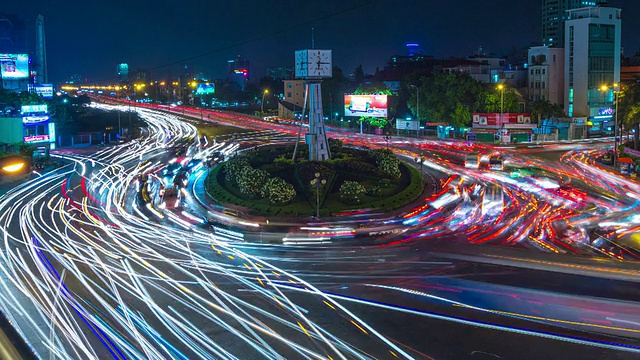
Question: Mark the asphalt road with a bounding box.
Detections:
[1,104,640,359]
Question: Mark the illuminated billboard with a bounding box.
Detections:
[344,94,388,118]
[0,54,29,79]
[28,84,54,98]
[196,83,215,95]
[21,105,48,114]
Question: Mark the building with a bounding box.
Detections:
[542,0,607,48]
[528,46,565,105]
[278,79,307,119]
[564,6,621,126]
[34,15,47,85]
[116,63,129,84]
[0,14,29,93]
[0,14,27,53]
[228,56,249,90]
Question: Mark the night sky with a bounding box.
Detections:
[1,0,639,84]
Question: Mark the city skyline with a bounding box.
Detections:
[1,0,639,83]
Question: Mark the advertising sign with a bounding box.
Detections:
[0,54,29,79]
[21,105,48,114]
[24,135,50,143]
[472,113,532,128]
[28,84,54,98]
[196,83,215,95]
[396,120,419,130]
[344,94,388,118]
[22,116,50,125]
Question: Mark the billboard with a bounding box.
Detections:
[196,83,215,95]
[396,120,419,130]
[344,94,388,118]
[0,54,29,79]
[28,84,54,98]
[472,113,532,128]
[21,105,48,114]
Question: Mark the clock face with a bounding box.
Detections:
[308,50,332,78]
[295,50,308,78]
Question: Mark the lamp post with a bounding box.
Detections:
[310,172,326,218]
[261,89,269,117]
[410,85,419,138]
[601,83,620,170]
[497,84,505,143]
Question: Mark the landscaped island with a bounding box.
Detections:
[205,139,425,217]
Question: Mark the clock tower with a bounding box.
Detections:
[294,49,332,161]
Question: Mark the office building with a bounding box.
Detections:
[528,46,565,105]
[542,0,607,48]
[564,6,621,123]
[116,63,129,84]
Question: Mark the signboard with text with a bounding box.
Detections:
[24,134,50,143]
[28,84,54,98]
[344,94,388,118]
[624,147,640,158]
[21,105,48,114]
[396,120,419,130]
[0,54,29,79]
[472,113,532,127]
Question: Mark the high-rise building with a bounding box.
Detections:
[228,56,250,90]
[564,6,621,122]
[116,63,129,84]
[35,15,47,84]
[0,14,27,53]
[542,0,607,48]
[528,46,565,105]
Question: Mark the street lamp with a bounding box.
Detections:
[310,172,327,218]
[497,84,505,143]
[410,85,419,138]
[261,89,269,116]
[600,83,620,170]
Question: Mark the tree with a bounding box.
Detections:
[477,90,520,113]
[353,82,394,130]
[321,66,351,120]
[409,72,484,127]
[617,79,640,150]
[529,99,565,124]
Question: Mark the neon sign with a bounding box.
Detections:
[24,135,50,143]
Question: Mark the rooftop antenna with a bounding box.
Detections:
[312,27,315,49]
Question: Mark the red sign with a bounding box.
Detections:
[24,134,50,143]
[472,113,532,127]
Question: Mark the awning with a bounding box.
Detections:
[618,157,633,164]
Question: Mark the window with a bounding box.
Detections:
[287,83,292,88]
[287,92,292,98]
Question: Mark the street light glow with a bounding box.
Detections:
[2,162,25,173]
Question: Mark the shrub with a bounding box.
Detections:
[237,167,269,198]
[224,156,250,185]
[263,177,297,205]
[328,138,344,154]
[340,181,366,204]
[367,185,383,197]
[378,178,392,187]
[369,148,401,179]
